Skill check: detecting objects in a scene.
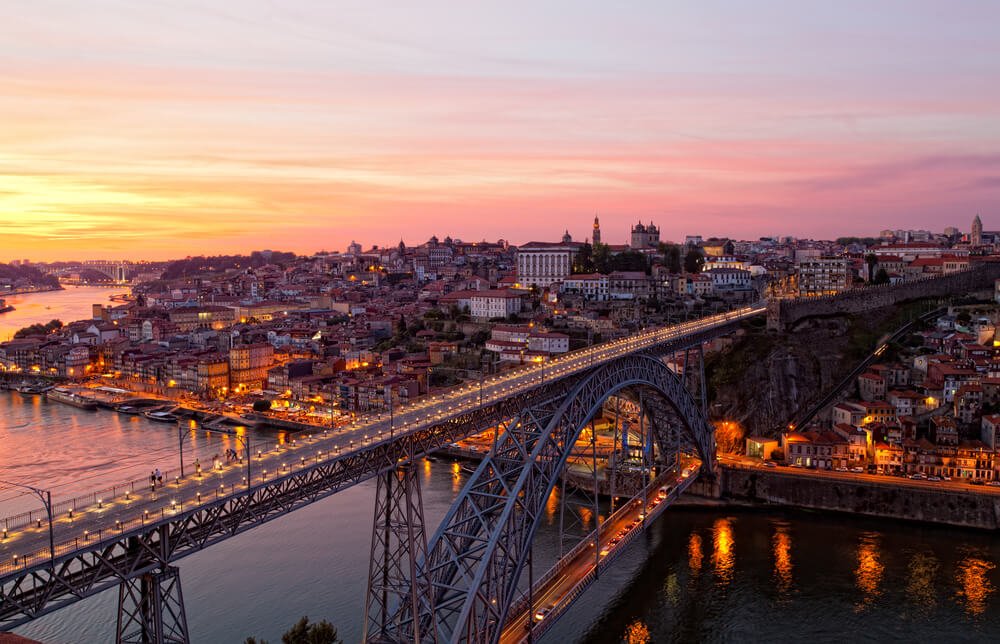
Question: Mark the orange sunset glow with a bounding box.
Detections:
[3,2,1000,260]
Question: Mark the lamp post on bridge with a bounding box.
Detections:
[0,479,54,567]
[178,423,252,490]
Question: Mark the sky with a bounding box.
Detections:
[2,0,1000,261]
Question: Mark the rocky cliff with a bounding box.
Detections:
[706,302,925,439]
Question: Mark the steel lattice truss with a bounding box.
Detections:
[116,565,189,644]
[392,354,715,644]
[1,317,738,633]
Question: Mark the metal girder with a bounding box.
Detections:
[364,464,436,644]
[400,354,715,644]
[115,565,189,644]
[1,314,739,632]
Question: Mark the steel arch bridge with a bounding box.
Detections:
[1,306,759,642]
[367,353,715,644]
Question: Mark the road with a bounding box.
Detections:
[717,455,1000,496]
[499,461,699,644]
[0,305,762,578]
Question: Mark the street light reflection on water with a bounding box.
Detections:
[955,553,995,617]
[772,521,793,597]
[854,532,884,610]
[712,517,735,586]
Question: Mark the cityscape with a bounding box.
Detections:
[2,3,1000,644]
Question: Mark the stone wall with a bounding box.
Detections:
[716,466,1000,530]
[767,263,1000,331]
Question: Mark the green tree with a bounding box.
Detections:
[659,243,682,273]
[683,249,704,274]
[245,616,342,644]
[572,242,596,273]
[865,253,878,282]
[14,319,63,339]
[592,243,612,274]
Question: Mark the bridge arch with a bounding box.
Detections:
[403,354,715,643]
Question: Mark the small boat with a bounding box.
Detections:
[144,410,179,423]
[460,464,477,475]
[16,383,51,396]
[116,405,143,415]
[47,387,98,411]
[0,299,13,314]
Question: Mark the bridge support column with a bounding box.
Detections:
[364,462,436,644]
[115,565,189,644]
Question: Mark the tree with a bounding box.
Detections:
[14,319,63,339]
[245,616,342,644]
[252,399,272,412]
[592,243,612,274]
[396,314,408,336]
[659,243,682,273]
[865,253,878,282]
[872,268,890,285]
[683,249,704,274]
[572,242,595,273]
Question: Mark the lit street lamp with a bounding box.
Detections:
[0,479,55,567]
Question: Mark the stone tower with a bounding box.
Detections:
[972,214,983,246]
[592,215,602,246]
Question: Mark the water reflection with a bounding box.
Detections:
[623,619,650,643]
[955,554,995,617]
[854,532,884,610]
[772,521,793,596]
[905,551,938,611]
[688,532,703,577]
[545,486,559,521]
[663,572,680,606]
[712,518,734,585]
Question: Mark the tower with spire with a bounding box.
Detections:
[972,214,983,246]
[592,215,602,246]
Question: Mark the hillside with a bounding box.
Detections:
[706,301,933,439]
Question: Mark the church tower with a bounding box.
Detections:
[592,215,602,246]
[972,214,983,246]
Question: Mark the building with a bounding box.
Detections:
[592,215,602,246]
[469,290,523,321]
[972,214,983,246]
[630,221,660,249]
[516,241,579,288]
[561,274,609,301]
[797,256,850,296]
[229,343,275,391]
[703,268,752,293]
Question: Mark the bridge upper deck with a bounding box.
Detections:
[0,304,763,628]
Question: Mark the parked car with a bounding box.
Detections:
[927,476,942,482]
[763,461,777,468]
[987,481,1000,487]
[835,467,849,472]
[850,467,865,473]
[909,473,927,480]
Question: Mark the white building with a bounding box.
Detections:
[527,332,570,354]
[704,268,752,292]
[516,242,580,288]
[470,290,523,321]
[561,273,609,301]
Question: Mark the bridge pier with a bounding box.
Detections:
[115,565,189,644]
[364,462,436,644]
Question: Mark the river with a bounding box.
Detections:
[2,290,999,643]
[0,286,126,342]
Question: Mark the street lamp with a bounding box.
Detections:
[0,479,54,567]
[178,424,252,489]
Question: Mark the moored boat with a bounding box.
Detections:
[144,410,179,423]
[47,387,98,411]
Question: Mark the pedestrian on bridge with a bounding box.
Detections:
[150,471,156,492]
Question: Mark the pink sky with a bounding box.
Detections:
[2,1,999,260]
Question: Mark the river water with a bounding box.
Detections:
[3,289,999,643]
[0,286,124,342]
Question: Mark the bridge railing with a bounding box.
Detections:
[0,436,285,533]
